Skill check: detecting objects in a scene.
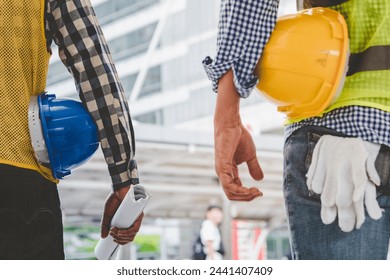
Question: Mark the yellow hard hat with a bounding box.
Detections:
[256,8,349,119]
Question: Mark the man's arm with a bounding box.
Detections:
[46,0,142,243]
[214,70,263,201]
[204,1,279,201]
[46,0,137,191]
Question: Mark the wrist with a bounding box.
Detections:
[114,185,130,201]
[214,107,241,128]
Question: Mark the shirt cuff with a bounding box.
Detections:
[109,159,140,191]
[202,56,236,93]
[202,56,258,98]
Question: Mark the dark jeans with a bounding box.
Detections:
[0,164,64,259]
[284,126,390,260]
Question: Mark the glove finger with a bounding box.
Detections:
[351,139,369,201]
[338,206,356,233]
[306,137,325,194]
[364,141,381,186]
[367,166,381,187]
[335,166,354,209]
[353,196,365,230]
[321,172,339,207]
[365,181,383,220]
[366,158,381,186]
[321,205,337,225]
[312,136,343,196]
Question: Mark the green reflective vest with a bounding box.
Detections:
[305,0,390,113]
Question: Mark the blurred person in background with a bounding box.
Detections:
[0,0,143,259]
[192,205,225,260]
[200,205,225,260]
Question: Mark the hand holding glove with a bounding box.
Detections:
[306,135,382,232]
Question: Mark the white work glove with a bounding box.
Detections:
[306,135,383,232]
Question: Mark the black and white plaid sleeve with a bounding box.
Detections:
[46,0,139,190]
[203,0,279,98]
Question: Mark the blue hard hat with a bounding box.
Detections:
[33,93,99,179]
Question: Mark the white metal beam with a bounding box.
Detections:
[130,0,173,103]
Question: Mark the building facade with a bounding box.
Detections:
[47,0,295,134]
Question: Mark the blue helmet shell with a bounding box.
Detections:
[37,93,99,179]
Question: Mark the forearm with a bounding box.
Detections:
[214,70,241,129]
[213,69,263,201]
[46,0,138,189]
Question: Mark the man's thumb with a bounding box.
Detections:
[101,211,112,238]
[100,193,121,238]
[247,157,263,181]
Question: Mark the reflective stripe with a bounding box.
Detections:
[314,0,390,115]
[348,45,390,76]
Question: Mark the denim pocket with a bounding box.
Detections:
[304,132,322,171]
[304,132,322,199]
[0,208,56,259]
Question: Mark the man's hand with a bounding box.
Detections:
[214,70,263,201]
[100,186,144,245]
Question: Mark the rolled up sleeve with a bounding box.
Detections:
[203,0,279,98]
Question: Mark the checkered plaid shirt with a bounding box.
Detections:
[203,0,279,98]
[46,0,138,190]
[204,0,390,147]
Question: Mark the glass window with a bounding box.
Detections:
[139,66,161,98]
[135,110,163,125]
[110,23,157,61]
[121,74,137,99]
[120,65,161,99]
[47,23,158,87]
[94,0,160,25]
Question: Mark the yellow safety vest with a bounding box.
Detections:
[0,0,55,182]
[307,0,390,113]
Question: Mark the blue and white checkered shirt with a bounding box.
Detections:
[203,0,279,98]
[204,0,390,147]
[285,105,390,146]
